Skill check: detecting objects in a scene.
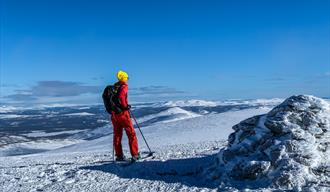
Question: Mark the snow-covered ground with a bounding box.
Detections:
[0,100,278,191]
[0,101,272,192]
[51,107,271,154]
[2,97,328,191]
[0,141,225,192]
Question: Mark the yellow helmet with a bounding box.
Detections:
[117,70,129,82]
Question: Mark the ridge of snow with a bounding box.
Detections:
[0,106,23,113]
[21,130,87,138]
[138,107,201,124]
[217,98,284,106]
[0,114,31,119]
[63,112,95,116]
[158,99,218,107]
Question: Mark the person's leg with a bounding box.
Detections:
[112,116,124,158]
[122,112,139,157]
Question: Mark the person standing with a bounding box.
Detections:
[110,70,140,161]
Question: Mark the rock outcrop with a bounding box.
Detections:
[208,95,330,191]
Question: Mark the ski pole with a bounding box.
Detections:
[109,116,115,162]
[129,110,153,155]
[112,143,115,162]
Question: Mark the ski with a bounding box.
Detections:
[114,152,155,167]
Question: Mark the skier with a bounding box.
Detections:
[110,70,140,162]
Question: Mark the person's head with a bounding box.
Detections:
[117,70,129,83]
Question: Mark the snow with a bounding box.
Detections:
[0,141,225,192]
[160,99,218,107]
[141,108,272,147]
[145,98,284,109]
[217,98,284,106]
[0,103,99,112]
[69,126,112,140]
[0,139,82,157]
[207,95,330,191]
[0,105,271,192]
[137,107,201,125]
[77,107,91,110]
[35,103,90,109]
[0,106,22,113]
[1,96,329,191]
[49,107,270,154]
[0,114,31,119]
[63,112,95,116]
[21,130,87,138]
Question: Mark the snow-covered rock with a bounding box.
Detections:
[208,95,330,191]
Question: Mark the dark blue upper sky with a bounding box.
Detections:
[1,0,329,105]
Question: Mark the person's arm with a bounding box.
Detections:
[118,85,128,109]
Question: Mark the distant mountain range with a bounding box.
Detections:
[0,99,284,155]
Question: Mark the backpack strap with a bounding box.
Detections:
[113,82,125,111]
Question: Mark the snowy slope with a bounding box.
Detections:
[0,139,82,157]
[50,107,271,154]
[0,105,272,192]
[137,107,201,125]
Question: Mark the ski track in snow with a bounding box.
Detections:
[1,106,274,192]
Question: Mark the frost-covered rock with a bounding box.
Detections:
[208,95,330,191]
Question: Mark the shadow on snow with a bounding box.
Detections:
[80,154,218,189]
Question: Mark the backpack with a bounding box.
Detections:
[102,84,123,114]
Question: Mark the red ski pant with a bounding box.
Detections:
[111,111,139,157]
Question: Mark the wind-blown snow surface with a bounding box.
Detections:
[3,97,328,191]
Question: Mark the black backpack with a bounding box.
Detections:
[102,84,123,114]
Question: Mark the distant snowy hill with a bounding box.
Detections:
[0,98,283,156]
[159,99,218,107]
[137,107,201,126]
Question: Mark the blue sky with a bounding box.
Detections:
[0,0,329,105]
